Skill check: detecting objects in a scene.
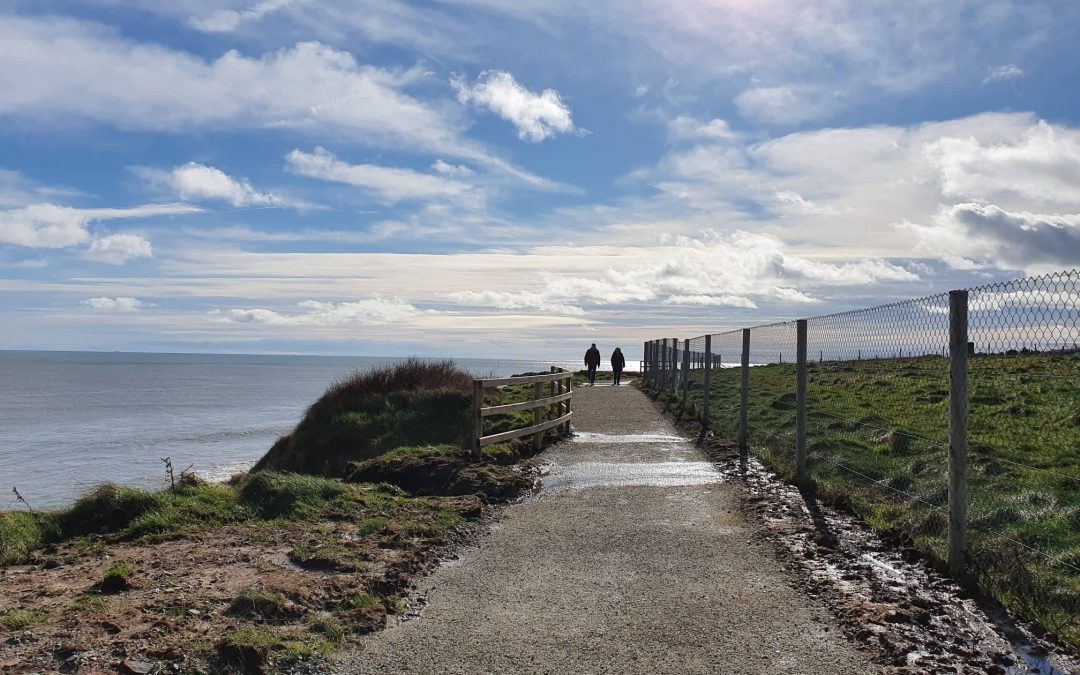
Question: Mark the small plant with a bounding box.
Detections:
[228,588,291,621]
[69,594,106,613]
[162,457,175,491]
[95,561,134,593]
[349,593,379,610]
[11,486,33,513]
[1,610,43,630]
[216,626,282,672]
[309,617,346,645]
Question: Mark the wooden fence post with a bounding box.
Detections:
[702,334,712,431]
[796,319,808,486]
[739,329,750,463]
[533,380,544,453]
[564,372,573,436]
[949,290,969,578]
[681,338,691,399]
[472,380,483,461]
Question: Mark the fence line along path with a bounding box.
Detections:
[336,383,873,674]
[642,267,1080,645]
[469,366,572,459]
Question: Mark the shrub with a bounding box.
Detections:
[253,359,473,476]
[61,485,160,536]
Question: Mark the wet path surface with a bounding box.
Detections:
[334,383,875,674]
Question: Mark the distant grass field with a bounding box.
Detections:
[654,353,1080,649]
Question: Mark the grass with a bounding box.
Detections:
[95,561,134,593]
[650,352,1080,649]
[1,610,43,630]
[0,470,479,569]
[254,358,475,476]
[229,588,291,621]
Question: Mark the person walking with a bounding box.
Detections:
[610,347,625,386]
[584,343,601,386]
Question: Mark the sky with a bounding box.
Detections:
[2,0,1079,360]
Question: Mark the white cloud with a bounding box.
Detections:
[431,160,474,176]
[286,147,475,204]
[984,64,1024,83]
[217,297,420,326]
[145,163,287,208]
[923,122,1080,210]
[445,231,916,313]
[443,290,586,316]
[453,70,576,142]
[615,111,1080,272]
[668,116,735,141]
[85,233,153,265]
[0,15,546,181]
[734,86,838,125]
[188,0,292,32]
[903,203,1080,269]
[0,203,196,249]
[82,296,144,311]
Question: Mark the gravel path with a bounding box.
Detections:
[334,382,874,674]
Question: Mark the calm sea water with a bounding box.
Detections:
[0,351,592,510]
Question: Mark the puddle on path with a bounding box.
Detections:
[571,432,687,444]
[541,461,721,492]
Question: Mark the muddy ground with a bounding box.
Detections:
[0,495,488,674]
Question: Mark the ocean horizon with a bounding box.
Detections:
[0,350,614,511]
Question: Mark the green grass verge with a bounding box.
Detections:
[0,471,473,568]
[650,353,1080,648]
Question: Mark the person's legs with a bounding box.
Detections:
[613,369,621,385]
[588,366,596,385]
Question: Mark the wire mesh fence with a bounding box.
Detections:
[641,267,1080,648]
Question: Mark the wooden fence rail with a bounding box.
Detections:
[470,366,573,460]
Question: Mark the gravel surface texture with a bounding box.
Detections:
[334,382,875,674]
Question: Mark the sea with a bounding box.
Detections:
[0,351,599,510]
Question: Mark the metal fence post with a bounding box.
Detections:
[665,339,673,393]
[642,341,647,383]
[949,290,969,578]
[659,339,666,389]
[739,328,750,463]
[649,340,656,385]
[796,319,808,485]
[681,338,691,399]
[702,334,712,431]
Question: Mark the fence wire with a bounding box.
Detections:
[643,268,1080,646]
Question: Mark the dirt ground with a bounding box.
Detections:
[0,498,482,674]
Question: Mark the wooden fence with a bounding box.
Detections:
[470,366,573,460]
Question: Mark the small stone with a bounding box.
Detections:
[119,660,154,674]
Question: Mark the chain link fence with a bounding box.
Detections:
[640,268,1080,648]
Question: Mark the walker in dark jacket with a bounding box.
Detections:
[610,347,626,386]
[584,343,601,385]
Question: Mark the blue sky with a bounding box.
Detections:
[2,0,1079,360]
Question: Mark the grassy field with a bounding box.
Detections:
[651,353,1080,649]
